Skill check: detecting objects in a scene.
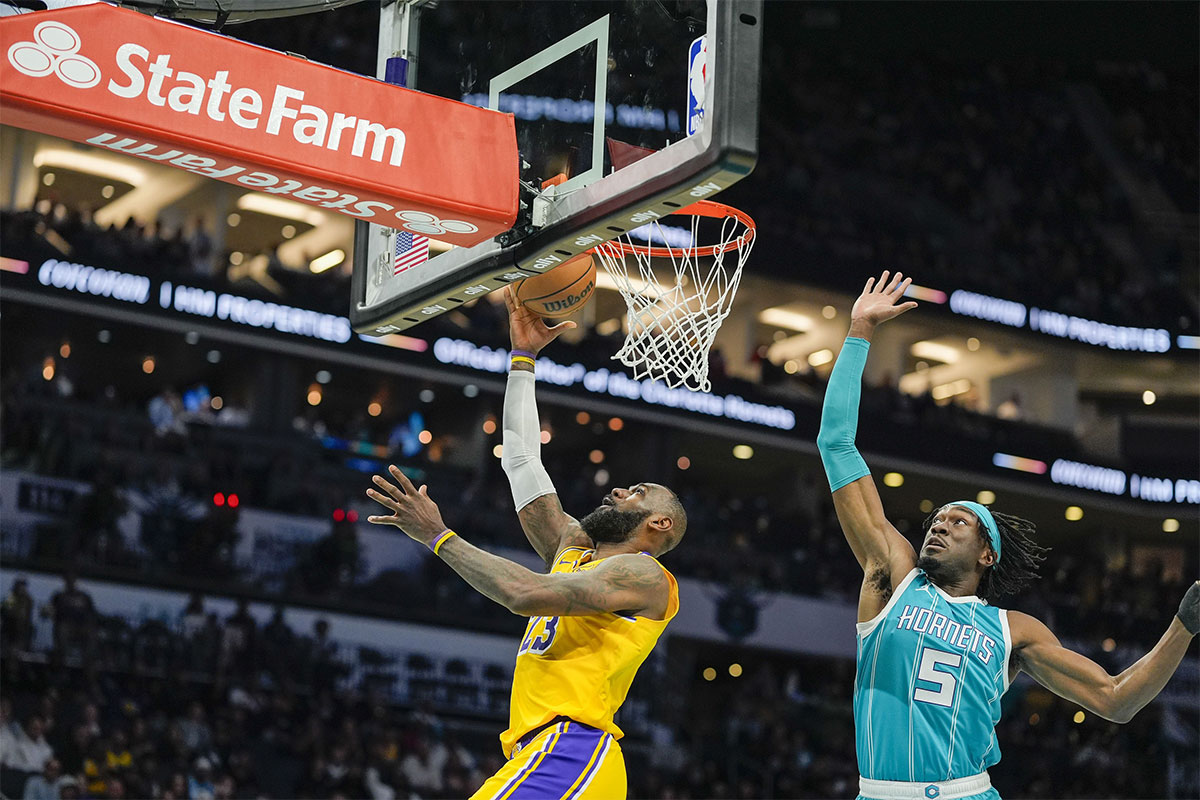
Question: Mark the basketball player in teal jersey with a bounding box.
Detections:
[818,271,1200,800]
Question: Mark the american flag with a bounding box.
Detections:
[393,230,429,275]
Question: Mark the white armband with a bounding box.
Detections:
[500,369,557,510]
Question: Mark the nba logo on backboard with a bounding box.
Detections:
[687,34,707,136]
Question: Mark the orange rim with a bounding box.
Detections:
[596,199,756,259]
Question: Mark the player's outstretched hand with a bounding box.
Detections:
[1178,580,1199,635]
[366,465,449,547]
[850,271,919,331]
[504,286,577,357]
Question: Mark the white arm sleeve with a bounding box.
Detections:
[500,369,557,510]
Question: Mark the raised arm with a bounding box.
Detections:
[816,272,919,620]
[500,287,592,565]
[1009,583,1198,723]
[438,541,670,619]
[366,465,670,619]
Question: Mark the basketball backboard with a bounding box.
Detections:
[350,0,761,334]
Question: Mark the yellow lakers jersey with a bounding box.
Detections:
[500,547,680,757]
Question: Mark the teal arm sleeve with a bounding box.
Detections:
[816,337,872,492]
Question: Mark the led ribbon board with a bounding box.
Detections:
[0,4,518,245]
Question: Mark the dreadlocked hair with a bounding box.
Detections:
[921,507,1051,604]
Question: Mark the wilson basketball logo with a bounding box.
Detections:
[541,278,594,314]
[7,21,100,89]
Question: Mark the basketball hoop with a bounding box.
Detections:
[592,199,755,393]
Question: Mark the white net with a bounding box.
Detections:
[591,201,755,393]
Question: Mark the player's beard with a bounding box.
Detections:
[579,505,652,544]
[917,553,960,587]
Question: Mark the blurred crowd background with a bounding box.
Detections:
[0,560,1191,800]
[1,1,1197,799]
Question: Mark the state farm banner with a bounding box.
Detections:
[1,3,518,245]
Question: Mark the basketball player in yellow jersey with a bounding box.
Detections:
[364,287,686,800]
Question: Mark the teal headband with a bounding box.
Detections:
[946,501,1002,563]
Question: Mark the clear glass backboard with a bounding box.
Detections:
[350,0,761,334]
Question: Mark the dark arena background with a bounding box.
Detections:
[1,2,1197,799]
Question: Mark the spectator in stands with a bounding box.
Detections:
[0,714,54,797]
[44,575,95,664]
[154,770,182,800]
[218,599,256,679]
[305,618,345,694]
[103,729,133,784]
[179,592,207,635]
[70,470,129,565]
[398,734,444,797]
[313,741,358,796]
[57,776,80,800]
[188,217,215,278]
[81,738,109,798]
[179,597,218,675]
[19,756,61,800]
[225,751,257,799]
[125,720,158,799]
[77,705,101,743]
[2,577,34,653]
[175,703,213,759]
[186,502,240,582]
[104,776,126,799]
[259,605,295,686]
[186,756,215,800]
[363,759,395,800]
[441,736,481,797]
[55,724,91,777]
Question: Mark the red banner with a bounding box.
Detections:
[1,4,518,245]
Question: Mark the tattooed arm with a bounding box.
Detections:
[365,465,667,618]
[515,495,595,566]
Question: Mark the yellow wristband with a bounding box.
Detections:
[511,355,535,368]
[430,529,457,555]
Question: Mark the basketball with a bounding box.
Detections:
[513,253,597,318]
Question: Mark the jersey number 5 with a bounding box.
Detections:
[518,616,559,655]
[913,647,962,707]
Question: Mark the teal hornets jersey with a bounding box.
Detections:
[854,568,1012,782]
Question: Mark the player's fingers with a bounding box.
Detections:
[864,276,876,293]
[507,287,525,315]
[892,277,912,298]
[898,301,919,313]
[389,464,417,493]
[366,488,400,510]
[876,270,891,291]
[548,320,577,335]
[371,474,404,501]
[886,272,904,293]
[366,515,394,525]
[419,485,429,497]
